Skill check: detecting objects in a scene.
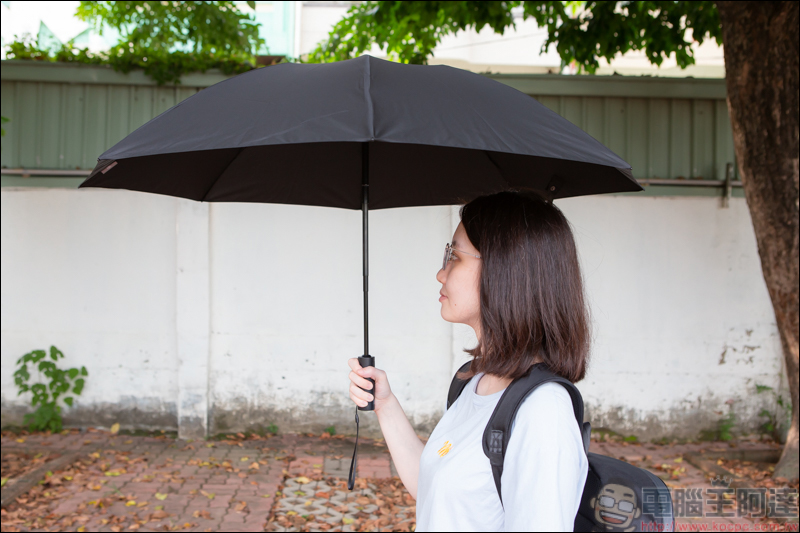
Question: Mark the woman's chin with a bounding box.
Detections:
[440,309,456,323]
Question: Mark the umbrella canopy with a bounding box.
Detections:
[81,55,640,207]
[80,54,642,404]
[80,55,642,489]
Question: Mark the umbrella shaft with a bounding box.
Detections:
[362,142,369,357]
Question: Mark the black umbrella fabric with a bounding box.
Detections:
[79,55,641,489]
[82,55,639,206]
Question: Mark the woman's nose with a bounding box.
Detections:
[436,266,446,284]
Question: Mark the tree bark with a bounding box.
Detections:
[717,1,799,481]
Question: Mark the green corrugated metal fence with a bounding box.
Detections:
[1,61,740,196]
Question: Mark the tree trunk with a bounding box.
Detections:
[716,1,799,481]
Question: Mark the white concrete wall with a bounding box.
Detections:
[0,187,180,429]
[1,187,788,440]
[558,196,787,438]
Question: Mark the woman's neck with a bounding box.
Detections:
[474,356,546,396]
[475,373,512,396]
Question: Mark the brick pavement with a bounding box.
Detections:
[1,430,392,532]
[1,429,793,532]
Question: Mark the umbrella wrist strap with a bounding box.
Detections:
[347,407,360,490]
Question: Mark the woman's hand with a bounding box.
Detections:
[347,358,423,498]
[348,358,394,412]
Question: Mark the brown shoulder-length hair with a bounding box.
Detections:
[458,189,590,383]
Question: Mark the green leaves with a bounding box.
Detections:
[75,1,264,57]
[526,1,722,73]
[308,1,506,65]
[4,38,262,85]
[50,345,64,361]
[5,2,270,85]
[306,1,722,74]
[13,346,88,433]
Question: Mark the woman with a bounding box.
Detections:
[348,189,590,531]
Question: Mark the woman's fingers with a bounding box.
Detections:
[356,365,382,381]
[349,371,373,390]
[348,358,382,379]
[348,358,382,386]
[348,358,389,407]
[350,382,374,401]
[350,383,374,404]
[348,359,370,408]
[347,358,362,372]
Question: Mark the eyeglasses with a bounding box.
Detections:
[442,242,481,271]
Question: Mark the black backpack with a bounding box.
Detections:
[447,361,674,532]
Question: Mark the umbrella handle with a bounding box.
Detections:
[357,355,375,411]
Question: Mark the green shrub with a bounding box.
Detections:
[4,2,269,85]
[5,35,261,86]
[13,346,88,432]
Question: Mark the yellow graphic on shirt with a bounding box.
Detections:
[438,441,452,457]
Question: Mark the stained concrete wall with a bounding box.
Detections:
[0,187,790,441]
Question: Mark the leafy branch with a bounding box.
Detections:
[75,1,263,56]
[306,1,722,73]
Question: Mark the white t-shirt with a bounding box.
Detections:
[415,372,588,532]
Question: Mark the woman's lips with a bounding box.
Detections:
[439,293,447,302]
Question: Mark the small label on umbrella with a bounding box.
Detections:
[101,161,118,174]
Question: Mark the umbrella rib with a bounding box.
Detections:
[483,150,512,190]
[364,57,375,140]
[200,147,245,201]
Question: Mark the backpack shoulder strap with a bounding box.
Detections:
[446,361,473,410]
[482,363,585,504]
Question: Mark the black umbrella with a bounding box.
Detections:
[79,54,641,487]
